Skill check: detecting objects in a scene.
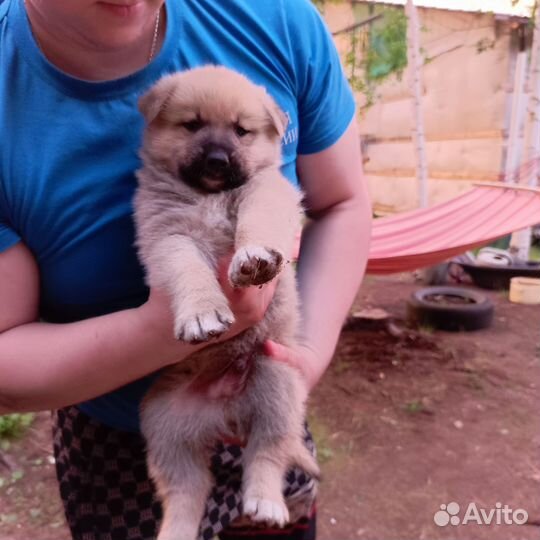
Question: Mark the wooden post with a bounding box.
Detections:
[523,13,540,189]
[504,49,528,184]
[510,7,540,261]
[405,0,428,208]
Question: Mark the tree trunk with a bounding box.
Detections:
[504,49,528,184]
[510,5,540,261]
[405,0,428,208]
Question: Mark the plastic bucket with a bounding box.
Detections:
[509,277,540,305]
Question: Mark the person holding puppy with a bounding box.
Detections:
[0,0,371,539]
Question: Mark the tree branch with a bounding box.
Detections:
[332,13,383,36]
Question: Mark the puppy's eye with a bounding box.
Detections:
[181,119,204,132]
[234,125,250,137]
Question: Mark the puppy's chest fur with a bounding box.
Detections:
[142,186,241,263]
[180,193,238,256]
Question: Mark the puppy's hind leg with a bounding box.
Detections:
[141,391,216,540]
[239,360,318,528]
[151,449,212,540]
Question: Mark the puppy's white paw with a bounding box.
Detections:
[174,307,234,343]
[229,246,284,288]
[243,496,289,528]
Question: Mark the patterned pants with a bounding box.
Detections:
[52,406,317,540]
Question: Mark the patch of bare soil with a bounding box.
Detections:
[0,274,539,540]
[0,413,67,540]
[314,274,540,540]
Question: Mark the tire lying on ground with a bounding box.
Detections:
[406,286,494,331]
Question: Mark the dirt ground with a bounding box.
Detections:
[1,273,539,540]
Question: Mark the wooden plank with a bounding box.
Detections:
[474,181,540,194]
[363,129,505,143]
[365,168,501,181]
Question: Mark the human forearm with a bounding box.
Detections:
[293,119,372,385]
[0,305,194,414]
[0,266,277,414]
[296,197,371,380]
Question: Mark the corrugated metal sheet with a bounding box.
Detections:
[363,0,534,17]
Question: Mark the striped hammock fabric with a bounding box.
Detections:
[367,183,540,274]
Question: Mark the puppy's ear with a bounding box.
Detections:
[139,75,177,124]
[263,94,288,139]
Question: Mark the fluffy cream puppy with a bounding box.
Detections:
[134,66,319,540]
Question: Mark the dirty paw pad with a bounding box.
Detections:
[228,246,284,287]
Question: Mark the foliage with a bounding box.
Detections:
[0,413,34,439]
[365,9,408,81]
[311,0,343,10]
[313,1,409,110]
[346,7,408,109]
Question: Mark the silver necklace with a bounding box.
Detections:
[148,8,161,63]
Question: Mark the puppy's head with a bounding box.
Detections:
[139,66,288,193]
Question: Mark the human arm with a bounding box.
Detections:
[0,243,274,414]
[267,118,372,389]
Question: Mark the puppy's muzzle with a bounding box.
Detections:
[181,143,247,193]
[205,148,230,175]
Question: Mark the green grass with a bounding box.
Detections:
[418,323,435,335]
[404,400,424,414]
[531,245,540,261]
[0,413,34,439]
[307,412,334,463]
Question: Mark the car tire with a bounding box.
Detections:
[406,286,494,331]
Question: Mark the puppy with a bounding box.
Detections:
[134,66,319,540]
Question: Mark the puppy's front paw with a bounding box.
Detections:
[229,246,284,288]
[174,306,234,343]
[243,496,290,528]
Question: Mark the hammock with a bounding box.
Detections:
[367,183,540,274]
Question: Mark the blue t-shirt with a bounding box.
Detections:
[0,0,355,431]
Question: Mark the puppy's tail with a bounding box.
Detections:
[290,439,321,481]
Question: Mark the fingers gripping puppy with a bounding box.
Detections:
[134,66,319,540]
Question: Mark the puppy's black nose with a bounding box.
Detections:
[205,149,230,172]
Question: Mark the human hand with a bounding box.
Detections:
[140,255,278,364]
[263,340,322,392]
[216,254,277,331]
